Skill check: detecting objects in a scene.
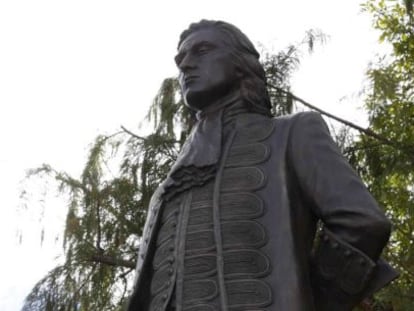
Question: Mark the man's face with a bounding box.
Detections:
[175,28,241,110]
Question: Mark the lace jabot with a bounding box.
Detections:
[162,91,248,201]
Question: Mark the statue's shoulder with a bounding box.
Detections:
[272,111,326,133]
[269,112,326,146]
[235,112,325,143]
[272,111,322,124]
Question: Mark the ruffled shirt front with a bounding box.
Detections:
[162,91,249,201]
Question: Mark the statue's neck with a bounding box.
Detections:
[196,89,245,121]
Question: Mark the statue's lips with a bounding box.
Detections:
[184,76,199,84]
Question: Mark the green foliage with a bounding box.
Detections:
[146,77,194,139]
[348,0,414,309]
[22,135,142,310]
[264,29,326,116]
[21,130,186,310]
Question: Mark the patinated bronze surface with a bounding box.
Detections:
[128,20,397,311]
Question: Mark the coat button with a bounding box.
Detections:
[344,250,352,257]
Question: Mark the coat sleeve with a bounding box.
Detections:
[287,112,397,310]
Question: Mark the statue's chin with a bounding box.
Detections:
[184,91,212,111]
[183,83,239,111]
[185,100,209,111]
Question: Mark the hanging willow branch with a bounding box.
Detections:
[120,126,146,140]
[90,254,135,269]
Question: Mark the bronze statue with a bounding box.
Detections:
[128,20,397,311]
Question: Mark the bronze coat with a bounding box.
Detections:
[128,112,396,311]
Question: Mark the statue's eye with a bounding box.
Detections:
[198,46,208,53]
[197,44,213,54]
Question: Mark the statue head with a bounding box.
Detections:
[176,20,271,115]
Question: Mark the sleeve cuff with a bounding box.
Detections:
[314,228,376,295]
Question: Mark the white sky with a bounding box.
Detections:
[0,0,382,310]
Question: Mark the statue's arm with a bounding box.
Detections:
[288,112,397,310]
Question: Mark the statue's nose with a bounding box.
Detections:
[178,54,196,72]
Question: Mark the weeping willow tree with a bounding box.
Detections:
[21,30,325,310]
